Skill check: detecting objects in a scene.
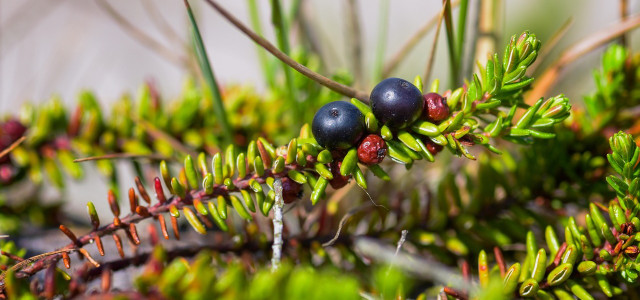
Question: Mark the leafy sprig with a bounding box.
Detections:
[443,131,640,299]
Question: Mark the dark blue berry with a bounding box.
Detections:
[370,78,424,128]
[312,101,365,149]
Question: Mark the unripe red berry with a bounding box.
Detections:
[357,134,386,165]
[424,139,443,155]
[0,119,27,149]
[423,93,449,123]
[281,177,303,204]
[329,161,350,189]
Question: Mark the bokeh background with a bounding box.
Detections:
[3,0,640,111]
[1,0,639,232]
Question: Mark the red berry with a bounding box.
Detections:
[282,177,303,204]
[0,119,27,149]
[357,134,386,165]
[329,161,350,189]
[423,93,449,123]
[424,139,443,155]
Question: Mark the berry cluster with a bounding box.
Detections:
[311,77,450,178]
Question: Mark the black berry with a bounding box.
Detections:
[357,134,386,165]
[370,78,423,128]
[312,101,365,150]
[423,92,449,123]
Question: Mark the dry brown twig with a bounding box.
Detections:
[0,136,26,160]
[423,1,448,84]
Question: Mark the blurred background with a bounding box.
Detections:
[2,0,640,111]
[1,0,639,240]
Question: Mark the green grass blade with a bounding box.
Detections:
[247,0,276,88]
[442,0,458,87]
[271,0,300,127]
[372,0,390,83]
[456,0,469,78]
[184,0,232,145]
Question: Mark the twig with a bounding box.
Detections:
[0,136,25,160]
[8,148,329,285]
[382,0,460,78]
[386,229,408,276]
[271,179,284,272]
[73,153,172,163]
[94,0,189,68]
[322,204,372,247]
[423,2,448,84]
[0,249,77,285]
[202,0,370,103]
[526,13,640,104]
[354,237,468,291]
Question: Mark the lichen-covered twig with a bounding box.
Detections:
[271,179,284,271]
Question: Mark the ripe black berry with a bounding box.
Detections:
[312,101,365,150]
[423,92,449,123]
[357,134,386,165]
[370,78,423,128]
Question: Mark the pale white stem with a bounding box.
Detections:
[387,229,409,276]
[271,179,284,272]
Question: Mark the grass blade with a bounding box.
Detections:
[372,0,390,83]
[441,0,458,87]
[184,0,232,145]
[247,0,276,88]
[455,0,469,78]
[271,0,301,127]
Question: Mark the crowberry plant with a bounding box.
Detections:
[0,1,636,299]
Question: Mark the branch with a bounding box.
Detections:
[0,136,25,160]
